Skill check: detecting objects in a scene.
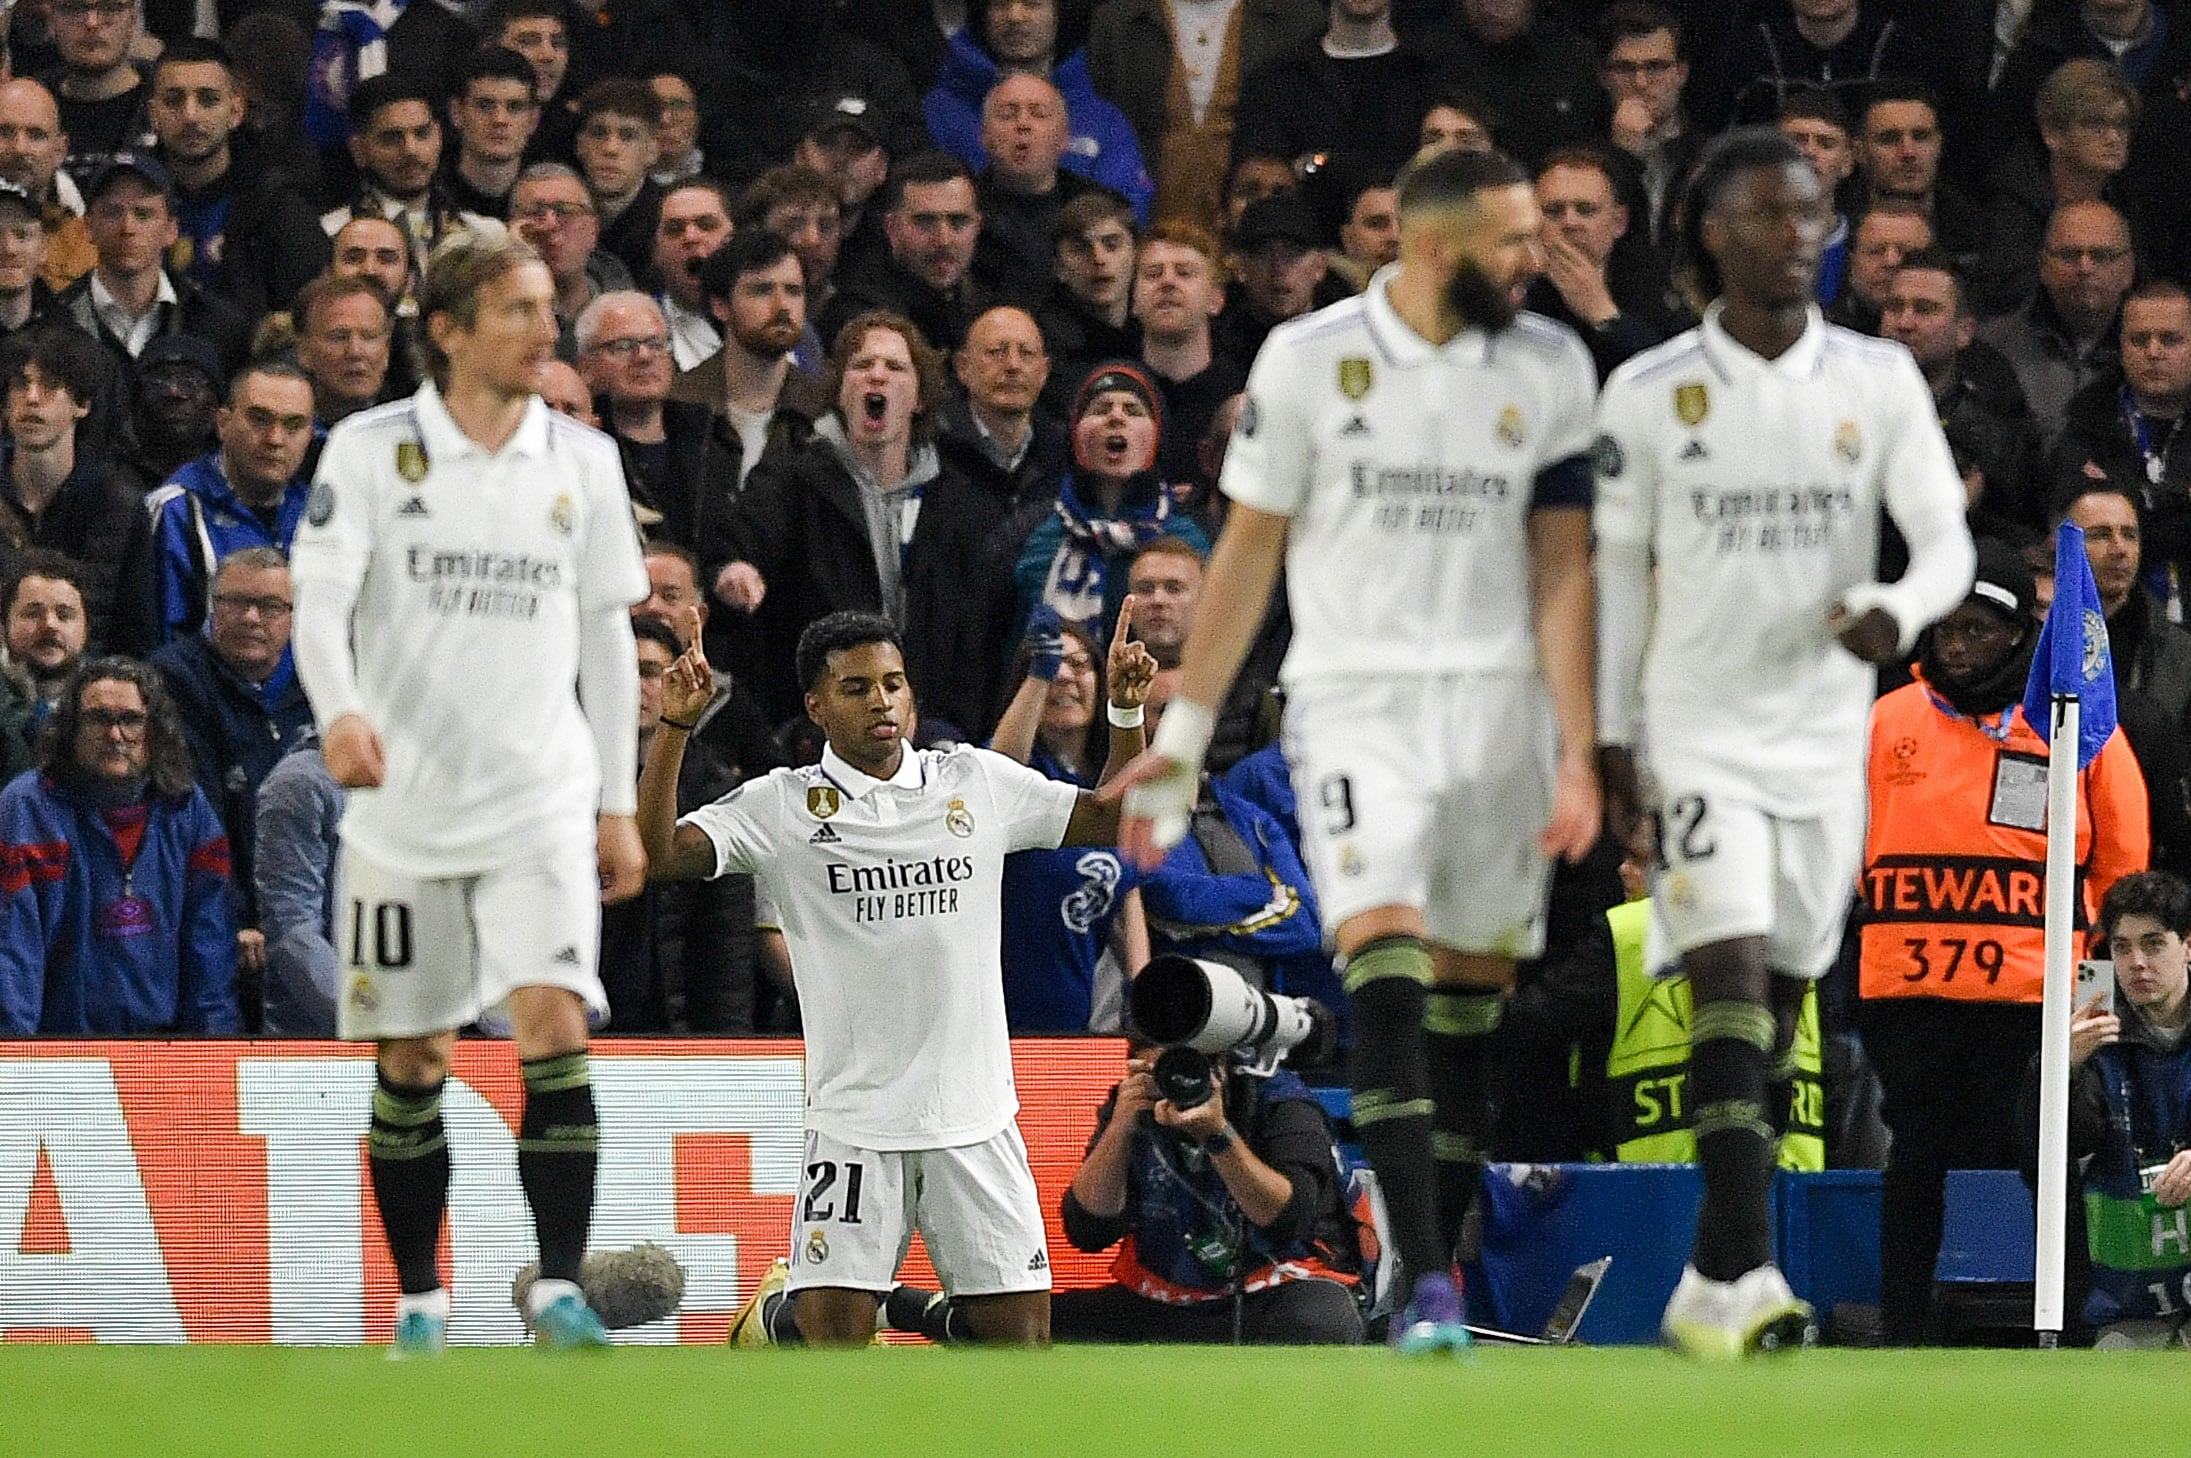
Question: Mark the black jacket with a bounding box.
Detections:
[822,250,990,354]
[149,633,314,930]
[1522,279,1688,385]
[2054,378,2191,584]
[1032,286,1141,420]
[0,447,146,642]
[599,736,757,1034]
[598,178,666,294]
[972,168,1110,311]
[724,430,1012,737]
[935,395,1071,613]
[1433,12,1611,166]
[169,144,334,319]
[1937,341,2044,530]
[1230,36,1441,182]
[57,270,255,382]
[608,398,719,551]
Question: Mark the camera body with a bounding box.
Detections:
[1130,955,1337,1109]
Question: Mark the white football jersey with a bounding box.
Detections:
[1594,305,1975,813]
[1221,266,1598,682]
[291,385,648,876]
[683,743,1080,1151]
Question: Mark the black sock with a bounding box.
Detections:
[1344,936,1441,1287]
[1688,1000,1777,1281]
[1424,989,1503,1263]
[518,1051,598,1286]
[368,1068,449,1296]
[885,1285,963,1343]
[762,1290,806,1345]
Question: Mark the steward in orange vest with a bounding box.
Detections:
[1859,537,2150,1345]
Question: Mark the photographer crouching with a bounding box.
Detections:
[885,961,1364,1345]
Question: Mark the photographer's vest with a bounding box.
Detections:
[1604,900,1826,1170]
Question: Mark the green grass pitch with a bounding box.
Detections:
[2,1346,2176,1457]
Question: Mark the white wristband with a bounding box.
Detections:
[1106,701,1144,729]
[1148,697,1216,763]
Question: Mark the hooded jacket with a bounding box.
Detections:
[722,418,1011,736]
[924,31,1154,223]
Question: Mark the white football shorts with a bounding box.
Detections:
[334,836,608,1040]
[1281,672,1557,958]
[1646,779,1864,980]
[784,1123,1052,1297]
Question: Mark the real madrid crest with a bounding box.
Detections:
[1834,419,1862,465]
[395,439,429,483]
[1337,356,1373,401]
[549,493,575,536]
[805,1229,829,1264]
[808,785,841,819]
[1494,404,1526,448]
[946,797,975,837]
[1674,382,1709,428]
[349,975,379,1012]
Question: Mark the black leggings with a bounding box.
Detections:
[1860,997,2040,1346]
[1048,1279,1365,1345]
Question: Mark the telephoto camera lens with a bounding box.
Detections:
[1152,1047,1214,1109]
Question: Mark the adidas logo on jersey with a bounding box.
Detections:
[1339,415,1372,437]
[1678,439,1709,461]
[809,823,840,844]
[1027,1250,1048,1272]
[550,945,580,965]
[397,496,432,517]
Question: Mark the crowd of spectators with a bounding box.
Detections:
[3,0,2191,1341]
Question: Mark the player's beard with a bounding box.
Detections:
[1447,257,1518,333]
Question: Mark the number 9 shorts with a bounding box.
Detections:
[1280,672,1557,958]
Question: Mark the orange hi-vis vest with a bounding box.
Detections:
[1860,677,2150,1004]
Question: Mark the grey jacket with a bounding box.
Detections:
[255,742,345,1037]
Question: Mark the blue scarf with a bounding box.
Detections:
[1039,472,1174,625]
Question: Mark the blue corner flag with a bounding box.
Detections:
[2020,523,2118,770]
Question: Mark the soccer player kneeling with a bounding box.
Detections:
[638,612,1153,1346]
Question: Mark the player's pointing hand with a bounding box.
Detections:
[660,642,713,726]
[1107,596,1159,709]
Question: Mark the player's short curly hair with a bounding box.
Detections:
[797,612,906,695]
[1673,125,1809,312]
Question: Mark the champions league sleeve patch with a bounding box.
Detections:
[1239,396,1260,439]
[306,480,335,526]
[1591,433,1625,479]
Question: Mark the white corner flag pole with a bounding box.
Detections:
[2034,692,2080,1345]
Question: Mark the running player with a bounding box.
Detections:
[1115,147,1603,1353]
[291,236,650,1355]
[638,609,1155,1347]
[1593,128,1976,1357]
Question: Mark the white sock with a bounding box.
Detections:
[396,1288,450,1323]
[527,1277,583,1319]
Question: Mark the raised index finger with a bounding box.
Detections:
[1114,594,1136,644]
